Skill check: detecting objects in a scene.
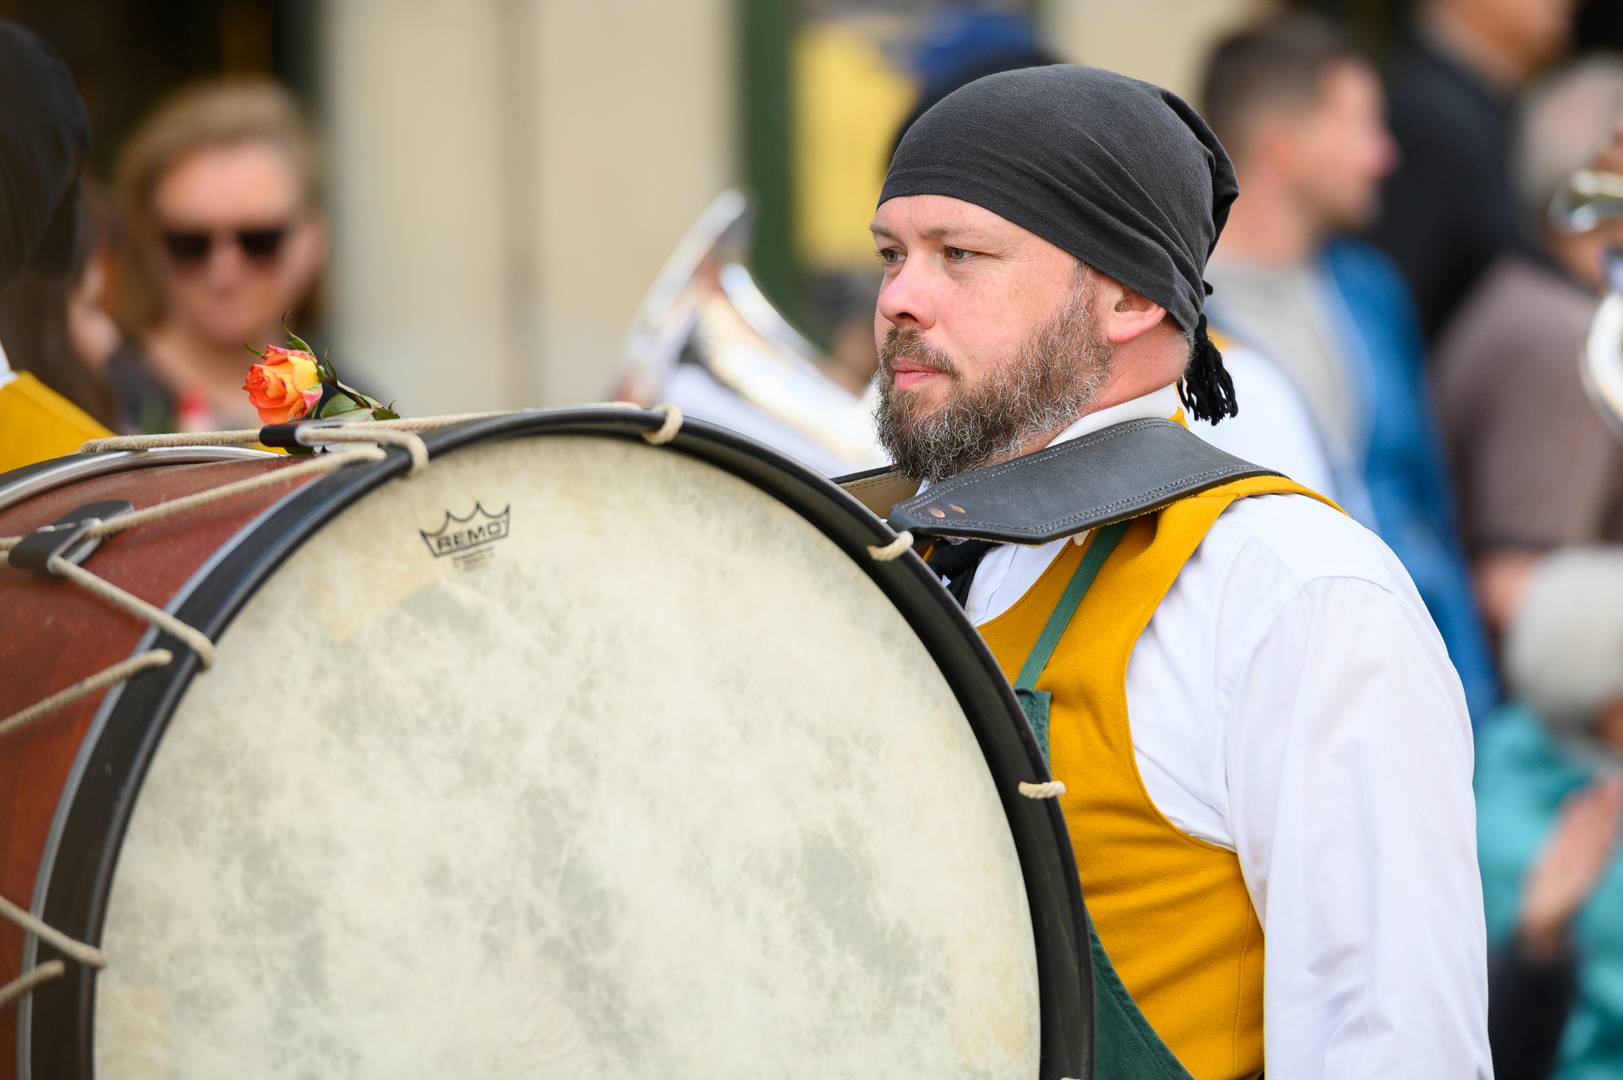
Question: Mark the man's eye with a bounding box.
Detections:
[877,248,902,265]
[945,247,973,261]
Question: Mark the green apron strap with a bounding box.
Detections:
[1091,929,1199,1079]
[1012,519,1130,760]
[1006,516,1204,1079]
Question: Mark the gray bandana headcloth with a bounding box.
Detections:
[880,65,1240,421]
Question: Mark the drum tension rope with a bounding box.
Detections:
[0,406,681,1010]
[0,447,391,728]
[0,447,389,1011]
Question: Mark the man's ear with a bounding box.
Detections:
[1100,279,1168,345]
[1246,114,1298,178]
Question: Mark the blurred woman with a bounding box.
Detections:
[0,191,121,429]
[109,78,326,432]
[1477,549,1623,1078]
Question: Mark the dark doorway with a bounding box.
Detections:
[1287,0,1623,56]
[0,0,315,178]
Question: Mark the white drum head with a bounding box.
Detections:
[88,433,1041,1078]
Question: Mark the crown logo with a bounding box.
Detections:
[420,503,511,558]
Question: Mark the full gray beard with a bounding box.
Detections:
[874,279,1114,482]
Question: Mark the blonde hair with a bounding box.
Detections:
[113,78,321,331]
[1506,547,1623,741]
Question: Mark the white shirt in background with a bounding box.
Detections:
[929,383,1489,1078]
[1189,341,1335,498]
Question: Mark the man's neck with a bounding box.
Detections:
[1421,4,1530,89]
[1212,170,1320,267]
[927,382,1182,484]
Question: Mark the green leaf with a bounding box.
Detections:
[243,341,264,359]
[318,397,367,419]
[371,407,400,420]
[331,379,376,409]
[281,313,313,355]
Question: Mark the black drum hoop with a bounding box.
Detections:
[20,408,1095,1080]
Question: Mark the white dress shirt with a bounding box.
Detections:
[1187,342,1335,499]
[932,384,1491,1078]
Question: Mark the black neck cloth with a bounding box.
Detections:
[0,20,90,292]
[880,65,1240,422]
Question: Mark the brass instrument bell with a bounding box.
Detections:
[618,191,885,475]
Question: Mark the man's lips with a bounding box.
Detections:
[889,359,945,391]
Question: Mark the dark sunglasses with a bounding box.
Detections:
[159,225,288,267]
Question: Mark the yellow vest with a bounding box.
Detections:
[0,371,109,473]
[978,475,1335,1080]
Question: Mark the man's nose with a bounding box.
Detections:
[876,259,935,331]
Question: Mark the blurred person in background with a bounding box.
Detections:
[1433,59,1623,639]
[891,7,1058,158]
[0,17,111,471]
[1200,14,1498,724]
[0,189,122,430]
[1476,548,1623,1079]
[795,7,1063,401]
[1373,0,1579,341]
[109,79,327,433]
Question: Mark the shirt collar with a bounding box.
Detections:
[1045,382,1183,447]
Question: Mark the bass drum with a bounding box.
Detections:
[0,409,1093,1079]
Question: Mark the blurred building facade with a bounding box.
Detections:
[326,0,1269,416]
[322,0,733,413]
[6,0,1622,418]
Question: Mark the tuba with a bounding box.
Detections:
[1550,169,1623,234]
[617,191,886,476]
[1551,169,1623,439]
[1582,249,1623,441]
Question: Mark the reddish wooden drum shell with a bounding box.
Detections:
[0,455,317,1076]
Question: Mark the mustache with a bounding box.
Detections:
[878,328,956,377]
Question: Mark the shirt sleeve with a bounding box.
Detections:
[1222,575,1491,1079]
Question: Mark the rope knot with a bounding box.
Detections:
[867,531,914,561]
[642,403,683,445]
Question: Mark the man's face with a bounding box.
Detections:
[1442,0,1576,77]
[870,195,1114,480]
[1285,61,1398,232]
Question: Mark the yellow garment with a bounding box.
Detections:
[0,372,109,473]
[977,476,1336,1080]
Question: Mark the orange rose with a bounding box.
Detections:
[244,345,322,424]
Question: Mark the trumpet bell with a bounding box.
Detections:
[1583,250,1623,442]
[1551,169,1623,234]
[618,191,886,475]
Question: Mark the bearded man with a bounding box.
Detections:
[845,66,1489,1078]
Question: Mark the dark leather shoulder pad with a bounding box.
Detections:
[887,418,1279,544]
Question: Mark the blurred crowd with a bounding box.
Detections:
[0,38,326,441]
[6,0,1623,1074]
[1196,3,1623,1076]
